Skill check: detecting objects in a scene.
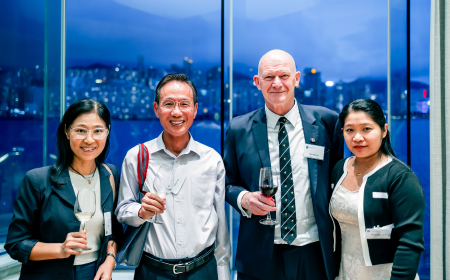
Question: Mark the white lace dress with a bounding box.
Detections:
[330,184,393,280]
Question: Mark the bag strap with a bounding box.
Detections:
[137,143,150,195]
[102,163,115,201]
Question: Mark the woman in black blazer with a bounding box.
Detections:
[329,99,424,280]
[6,99,123,280]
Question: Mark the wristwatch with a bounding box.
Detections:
[106,253,117,269]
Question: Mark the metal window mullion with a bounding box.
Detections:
[43,0,49,167]
[229,0,233,122]
[228,0,234,271]
[387,0,391,132]
[60,0,66,119]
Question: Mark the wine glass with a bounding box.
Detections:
[151,167,174,224]
[259,167,279,226]
[74,188,96,251]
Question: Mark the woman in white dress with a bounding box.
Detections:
[330,99,424,280]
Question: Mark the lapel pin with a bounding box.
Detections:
[310,138,316,143]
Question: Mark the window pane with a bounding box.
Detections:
[0,1,61,242]
[231,1,388,116]
[66,0,222,164]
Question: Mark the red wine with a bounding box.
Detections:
[260,185,277,197]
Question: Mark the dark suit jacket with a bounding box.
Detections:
[224,103,343,280]
[5,164,123,280]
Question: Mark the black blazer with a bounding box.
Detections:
[331,157,425,280]
[224,103,344,280]
[5,164,123,280]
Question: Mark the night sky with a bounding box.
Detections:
[1,0,430,83]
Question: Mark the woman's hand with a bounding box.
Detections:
[94,255,115,280]
[59,230,87,258]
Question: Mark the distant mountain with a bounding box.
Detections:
[67,63,113,70]
[411,81,429,89]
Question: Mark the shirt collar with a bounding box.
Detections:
[150,131,202,158]
[265,99,300,130]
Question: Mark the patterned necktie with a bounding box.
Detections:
[278,117,297,245]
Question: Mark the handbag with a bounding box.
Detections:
[117,143,151,267]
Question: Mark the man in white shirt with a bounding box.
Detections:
[224,50,344,280]
[116,73,231,280]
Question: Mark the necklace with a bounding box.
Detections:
[70,165,96,184]
[353,158,381,176]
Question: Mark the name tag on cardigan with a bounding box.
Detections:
[366,224,394,239]
[104,212,112,236]
[373,192,388,199]
[304,144,324,160]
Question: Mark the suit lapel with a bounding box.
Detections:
[99,164,112,207]
[298,103,319,202]
[252,109,271,169]
[55,169,76,206]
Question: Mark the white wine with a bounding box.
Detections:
[75,212,95,222]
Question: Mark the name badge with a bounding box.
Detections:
[104,212,112,236]
[373,192,388,199]
[365,224,394,239]
[304,144,325,160]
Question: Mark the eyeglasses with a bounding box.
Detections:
[69,127,109,140]
[160,99,193,111]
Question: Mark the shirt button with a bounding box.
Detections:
[176,198,179,202]
[175,158,178,162]
[179,241,182,245]
[177,220,181,224]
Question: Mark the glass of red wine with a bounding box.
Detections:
[259,167,279,225]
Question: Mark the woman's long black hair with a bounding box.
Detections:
[339,99,396,158]
[50,98,111,185]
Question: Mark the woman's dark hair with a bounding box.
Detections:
[339,99,396,157]
[50,98,111,184]
[155,73,198,104]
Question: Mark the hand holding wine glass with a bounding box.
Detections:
[59,231,88,257]
[139,192,166,220]
[150,167,174,224]
[74,188,96,251]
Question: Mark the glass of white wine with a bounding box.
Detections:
[74,188,96,251]
[151,167,173,225]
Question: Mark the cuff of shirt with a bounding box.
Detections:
[128,203,148,227]
[237,191,252,218]
[217,264,231,280]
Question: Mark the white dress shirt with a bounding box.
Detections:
[237,99,319,246]
[116,133,231,280]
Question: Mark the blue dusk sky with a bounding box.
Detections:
[1,0,430,84]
